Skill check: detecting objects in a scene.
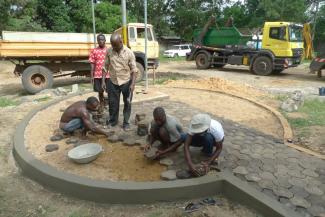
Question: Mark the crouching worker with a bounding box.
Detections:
[145,107,186,159]
[185,114,224,177]
[59,96,111,137]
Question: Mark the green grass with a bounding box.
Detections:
[0,97,18,107]
[285,99,325,128]
[159,53,186,63]
[34,96,52,102]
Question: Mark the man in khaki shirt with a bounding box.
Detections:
[102,34,137,130]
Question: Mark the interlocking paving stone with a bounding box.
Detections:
[274,187,294,199]
[305,185,324,196]
[245,173,261,182]
[288,170,306,179]
[290,186,310,198]
[289,177,307,188]
[233,166,248,175]
[295,207,313,217]
[132,99,325,216]
[290,196,311,208]
[308,205,325,217]
[259,171,276,180]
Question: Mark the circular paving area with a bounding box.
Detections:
[15,88,325,216]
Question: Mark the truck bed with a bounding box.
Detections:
[0,31,111,60]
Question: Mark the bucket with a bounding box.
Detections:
[319,87,325,96]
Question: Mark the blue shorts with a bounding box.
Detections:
[190,132,215,156]
[62,118,84,133]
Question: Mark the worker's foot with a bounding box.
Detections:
[123,123,131,131]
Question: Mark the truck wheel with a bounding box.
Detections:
[195,52,211,69]
[136,62,145,82]
[21,65,53,94]
[252,56,273,76]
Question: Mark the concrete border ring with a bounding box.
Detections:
[168,87,325,160]
[12,90,297,216]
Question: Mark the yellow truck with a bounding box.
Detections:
[187,20,304,75]
[0,23,159,93]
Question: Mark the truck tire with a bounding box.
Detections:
[21,65,54,94]
[136,62,145,82]
[195,52,211,69]
[252,56,273,76]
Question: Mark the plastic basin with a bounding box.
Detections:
[68,143,103,164]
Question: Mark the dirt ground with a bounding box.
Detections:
[0,60,323,216]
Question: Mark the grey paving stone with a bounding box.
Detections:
[274,187,294,199]
[304,185,324,196]
[239,148,251,155]
[237,159,249,167]
[302,169,319,178]
[233,166,248,175]
[50,134,64,142]
[259,171,276,180]
[288,170,306,179]
[289,178,307,188]
[159,158,174,166]
[307,205,325,217]
[290,196,311,208]
[262,189,278,201]
[306,194,325,207]
[107,135,119,143]
[65,137,79,144]
[279,197,295,210]
[304,177,323,187]
[290,186,310,198]
[262,164,276,173]
[287,157,300,163]
[275,177,292,189]
[245,173,261,182]
[45,144,59,152]
[295,207,312,217]
[258,180,274,190]
[160,170,177,180]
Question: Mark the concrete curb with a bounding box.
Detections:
[13,89,297,216]
[168,86,325,160]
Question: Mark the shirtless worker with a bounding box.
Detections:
[59,96,110,137]
[145,107,186,159]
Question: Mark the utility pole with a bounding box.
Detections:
[144,0,148,91]
[121,0,127,45]
[91,0,96,47]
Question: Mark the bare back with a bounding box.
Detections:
[60,101,88,124]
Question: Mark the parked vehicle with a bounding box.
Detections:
[0,23,159,93]
[310,53,325,78]
[163,44,191,58]
[187,16,304,76]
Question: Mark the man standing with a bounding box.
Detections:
[184,113,224,177]
[145,107,186,159]
[59,96,111,137]
[102,34,137,131]
[89,34,109,113]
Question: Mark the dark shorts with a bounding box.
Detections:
[190,132,223,156]
[93,78,109,92]
[61,118,84,133]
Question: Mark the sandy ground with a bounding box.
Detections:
[0,60,322,216]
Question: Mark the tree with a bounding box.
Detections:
[67,0,92,32]
[37,0,74,32]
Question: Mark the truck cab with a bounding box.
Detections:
[262,22,304,68]
[115,23,159,72]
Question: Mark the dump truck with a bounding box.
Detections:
[0,23,159,93]
[187,17,304,76]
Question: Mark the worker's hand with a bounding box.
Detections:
[129,83,135,93]
[154,150,164,159]
[143,144,151,152]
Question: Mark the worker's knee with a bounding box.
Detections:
[159,127,169,141]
